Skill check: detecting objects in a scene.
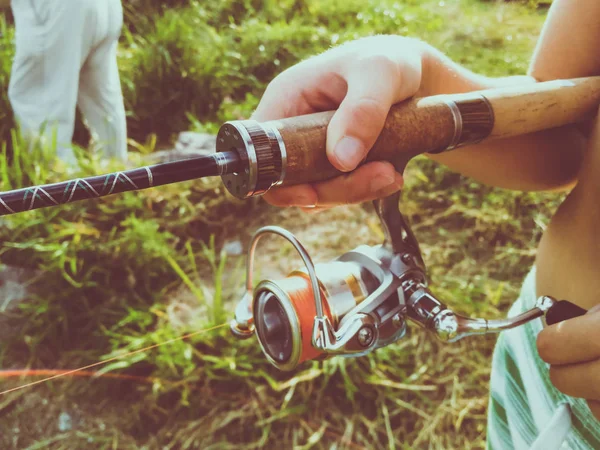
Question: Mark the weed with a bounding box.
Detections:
[0,0,561,449]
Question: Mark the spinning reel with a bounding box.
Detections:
[229,191,583,371]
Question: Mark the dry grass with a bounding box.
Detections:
[0,0,564,449]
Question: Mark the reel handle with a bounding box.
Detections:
[218,77,600,199]
[545,300,588,325]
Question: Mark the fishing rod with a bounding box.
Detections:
[1,77,598,214]
[1,76,598,371]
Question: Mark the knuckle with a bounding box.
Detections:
[342,176,366,206]
[357,53,400,76]
[264,74,288,95]
[370,160,395,174]
[536,330,554,363]
[348,97,388,129]
[267,66,302,94]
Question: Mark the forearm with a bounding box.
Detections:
[418,42,535,96]
[412,41,586,192]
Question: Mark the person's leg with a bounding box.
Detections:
[77,0,127,163]
[8,0,89,164]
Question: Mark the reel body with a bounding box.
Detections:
[230,194,585,372]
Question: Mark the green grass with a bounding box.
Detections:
[0,0,564,449]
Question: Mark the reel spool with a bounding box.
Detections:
[252,262,380,371]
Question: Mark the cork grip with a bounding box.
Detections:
[262,76,600,187]
[266,98,456,186]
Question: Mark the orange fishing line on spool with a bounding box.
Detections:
[275,272,333,365]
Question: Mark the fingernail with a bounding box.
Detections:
[334,137,364,172]
[369,174,396,193]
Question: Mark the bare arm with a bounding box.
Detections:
[423,0,600,192]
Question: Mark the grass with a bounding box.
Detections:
[0,0,565,449]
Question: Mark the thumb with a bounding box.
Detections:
[326,59,404,172]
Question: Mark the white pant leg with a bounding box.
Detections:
[8,0,92,164]
[77,0,127,163]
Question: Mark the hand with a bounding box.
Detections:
[251,35,427,211]
[537,304,600,421]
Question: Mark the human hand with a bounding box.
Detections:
[537,305,600,421]
[251,35,427,211]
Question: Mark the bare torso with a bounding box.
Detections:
[536,115,600,311]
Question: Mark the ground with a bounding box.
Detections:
[0,1,561,448]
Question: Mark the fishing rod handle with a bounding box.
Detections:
[217,76,600,199]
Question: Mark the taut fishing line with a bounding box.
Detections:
[0,322,228,396]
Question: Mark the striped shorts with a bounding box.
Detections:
[486,267,600,450]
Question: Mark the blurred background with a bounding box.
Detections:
[0,0,561,449]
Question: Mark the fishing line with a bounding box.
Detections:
[0,322,228,396]
[0,370,161,384]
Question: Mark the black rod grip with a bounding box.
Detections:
[545,300,588,325]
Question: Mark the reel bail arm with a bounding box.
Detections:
[230,226,323,338]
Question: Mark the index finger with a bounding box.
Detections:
[537,307,600,365]
[262,161,403,208]
[251,60,346,122]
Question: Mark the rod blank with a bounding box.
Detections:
[0,152,240,216]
